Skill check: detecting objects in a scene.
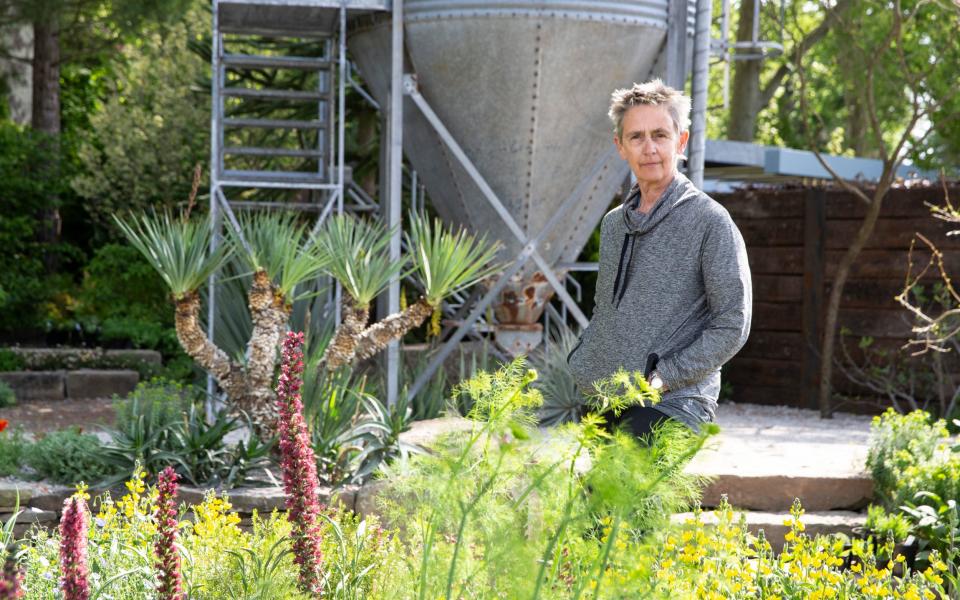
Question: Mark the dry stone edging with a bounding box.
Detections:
[0,371,66,402]
[0,369,140,403]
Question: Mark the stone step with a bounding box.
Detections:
[0,369,140,402]
[671,510,867,553]
[685,403,875,512]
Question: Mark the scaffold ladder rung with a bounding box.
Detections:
[222,87,327,101]
[223,53,332,70]
[223,117,327,129]
[225,146,324,158]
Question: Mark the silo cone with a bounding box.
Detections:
[349,1,685,354]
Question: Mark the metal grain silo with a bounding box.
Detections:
[349,0,695,353]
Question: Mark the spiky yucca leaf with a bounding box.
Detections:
[233,211,327,300]
[114,211,232,299]
[405,212,502,306]
[312,214,404,306]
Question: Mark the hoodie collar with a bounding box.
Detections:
[621,172,696,235]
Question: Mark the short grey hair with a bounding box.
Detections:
[608,79,691,139]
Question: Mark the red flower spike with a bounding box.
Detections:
[154,467,184,600]
[59,496,91,600]
[276,332,325,595]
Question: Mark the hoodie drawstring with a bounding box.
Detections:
[611,233,630,305]
[611,233,638,308]
[617,234,638,308]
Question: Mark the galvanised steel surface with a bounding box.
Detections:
[349,0,693,324]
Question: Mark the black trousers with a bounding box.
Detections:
[607,405,671,440]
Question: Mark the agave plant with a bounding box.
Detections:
[315,212,501,370]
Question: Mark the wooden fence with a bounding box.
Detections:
[714,183,960,412]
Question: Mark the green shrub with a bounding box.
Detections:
[867,408,952,508]
[0,380,15,407]
[76,243,177,352]
[0,426,28,477]
[865,504,912,544]
[0,349,24,372]
[25,428,110,484]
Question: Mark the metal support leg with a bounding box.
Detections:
[406,147,626,401]
[403,75,590,329]
[385,0,404,407]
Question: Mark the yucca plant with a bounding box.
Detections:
[228,212,329,424]
[312,214,405,369]
[348,213,502,364]
[116,209,329,433]
[114,211,244,401]
[315,212,501,370]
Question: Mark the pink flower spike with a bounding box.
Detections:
[154,467,184,600]
[276,331,325,595]
[0,552,24,599]
[59,496,91,600]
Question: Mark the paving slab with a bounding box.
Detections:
[686,403,874,512]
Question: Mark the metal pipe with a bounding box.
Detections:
[386,0,404,407]
[338,3,346,215]
[206,0,223,418]
[689,0,712,188]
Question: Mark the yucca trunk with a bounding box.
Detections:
[322,296,370,371]
[353,297,434,363]
[242,270,291,427]
[173,292,246,400]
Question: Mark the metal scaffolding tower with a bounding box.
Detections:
[206,0,391,404]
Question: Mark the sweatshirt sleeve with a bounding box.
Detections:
[655,208,752,390]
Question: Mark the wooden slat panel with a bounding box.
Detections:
[726,385,802,407]
[754,275,803,302]
[751,302,802,332]
[836,308,914,338]
[724,358,801,387]
[747,247,804,275]
[734,218,803,247]
[736,331,804,362]
[826,218,960,250]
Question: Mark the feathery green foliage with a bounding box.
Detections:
[234,211,327,300]
[405,212,502,306]
[588,367,661,417]
[312,214,403,306]
[114,211,232,299]
[378,360,712,599]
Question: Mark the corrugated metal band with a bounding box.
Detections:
[403,0,671,26]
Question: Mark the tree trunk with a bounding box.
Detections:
[31,17,62,273]
[243,269,291,429]
[353,297,434,363]
[174,292,246,400]
[817,187,888,417]
[322,298,370,371]
[727,0,763,141]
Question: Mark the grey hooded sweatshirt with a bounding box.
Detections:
[567,172,752,431]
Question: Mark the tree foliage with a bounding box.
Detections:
[72,6,209,229]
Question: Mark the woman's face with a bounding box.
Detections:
[614,104,688,188]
